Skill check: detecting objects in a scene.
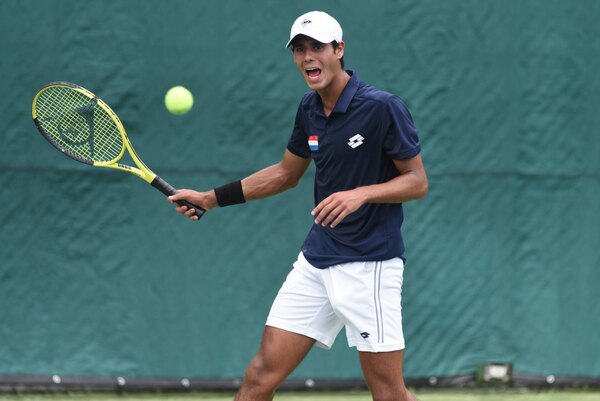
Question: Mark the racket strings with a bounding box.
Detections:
[35,86,124,163]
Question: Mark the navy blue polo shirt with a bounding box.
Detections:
[287,71,421,269]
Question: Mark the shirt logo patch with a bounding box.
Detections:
[348,134,365,149]
[308,135,319,151]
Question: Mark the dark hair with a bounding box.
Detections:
[331,41,345,69]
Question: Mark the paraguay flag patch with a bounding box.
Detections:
[308,135,319,151]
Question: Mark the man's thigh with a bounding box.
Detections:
[235,327,315,401]
[359,350,417,401]
[252,326,316,379]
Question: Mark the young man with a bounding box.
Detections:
[169,11,427,401]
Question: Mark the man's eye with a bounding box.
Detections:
[313,45,323,51]
[294,47,304,53]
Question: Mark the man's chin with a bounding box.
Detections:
[305,78,324,91]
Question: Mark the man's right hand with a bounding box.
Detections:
[168,189,218,220]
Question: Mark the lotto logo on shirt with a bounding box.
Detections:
[308,135,319,151]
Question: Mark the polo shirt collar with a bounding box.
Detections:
[332,70,360,114]
[310,70,360,115]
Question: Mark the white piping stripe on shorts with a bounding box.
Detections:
[374,261,384,343]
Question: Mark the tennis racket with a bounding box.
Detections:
[32,81,205,220]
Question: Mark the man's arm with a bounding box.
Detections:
[241,149,312,200]
[311,153,428,228]
[168,149,311,220]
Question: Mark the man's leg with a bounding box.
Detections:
[235,326,315,401]
[359,350,418,401]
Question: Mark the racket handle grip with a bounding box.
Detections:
[151,175,206,220]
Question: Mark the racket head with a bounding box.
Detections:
[32,82,127,166]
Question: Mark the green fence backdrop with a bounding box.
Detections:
[1,0,599,382]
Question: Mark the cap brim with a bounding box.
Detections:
[285,30,336,48]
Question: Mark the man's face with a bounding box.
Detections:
[291,36,344,92]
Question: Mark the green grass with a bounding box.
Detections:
[1,390,600,401]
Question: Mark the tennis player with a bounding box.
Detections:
[169,11,427,401]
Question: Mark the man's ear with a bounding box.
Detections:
[336,41,345,59]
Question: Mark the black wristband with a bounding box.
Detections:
[214,180,246,207]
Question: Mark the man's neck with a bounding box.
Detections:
[318,70,351,116]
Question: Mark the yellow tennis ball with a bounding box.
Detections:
[165,86,194,115]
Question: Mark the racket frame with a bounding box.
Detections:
[32,81,205,219]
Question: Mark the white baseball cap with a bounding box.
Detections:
[285,11,343,48]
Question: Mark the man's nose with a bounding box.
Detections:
[303,48,315,61]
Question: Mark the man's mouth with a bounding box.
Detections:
[306,67,322,79]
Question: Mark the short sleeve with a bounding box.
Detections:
[286,103,311,158]
[382,96,421,160]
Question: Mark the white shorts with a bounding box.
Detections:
[266,252,405,352]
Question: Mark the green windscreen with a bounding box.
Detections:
[1,0,599,382]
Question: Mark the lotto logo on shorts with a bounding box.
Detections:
[308,135,319,151]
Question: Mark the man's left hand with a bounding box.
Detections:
[311,188,367,228]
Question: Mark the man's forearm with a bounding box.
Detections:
[360,171,428,204]
[241,162,301,201]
